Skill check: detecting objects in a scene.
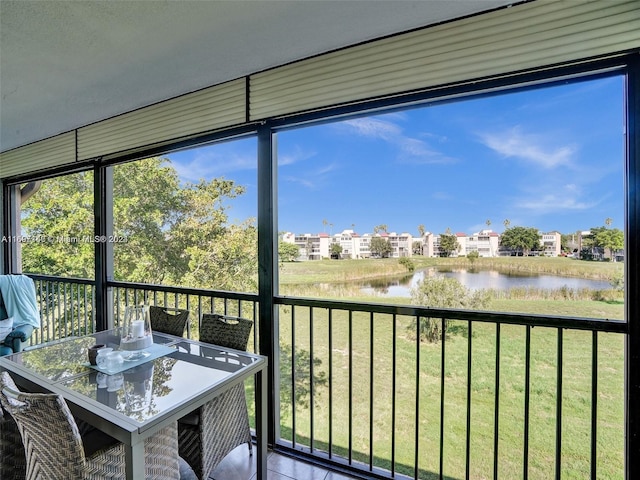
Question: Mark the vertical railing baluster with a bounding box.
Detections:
[523,325,531,480]
[83,284,88,333]
[348,310,353,465]
[391,313,397,477]
[494,322,501,480]
[465,320,473,480]
[197,296,203,335]
[56,281,62,340]
[46,281,51,342]
[185,295,191,338]
[369,311,375,472]
[291,305,297,448]
[591,330,598,479]
[555,328,563,480]
[74,284,78,334]
[252,300,258,352]
[74,283,80,335]
[37,281,44,344]
[63,283,68,338]
[415,314,421,480]
[115,287,120,327]
[328,308,333,459]
[439,316,446,480]
[310,306,315,453]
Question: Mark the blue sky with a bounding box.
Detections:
[169,75,624,237]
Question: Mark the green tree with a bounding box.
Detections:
[409,276,490,342]
[330,242,343,259]
[438,228,459,257]
[595,227,624,261]
[278,241,300,263]
[21,172,95,277]
[412,240,423,255]
[467,250,479,265]
[500,226,540,256]
[370,236,392,258]
[21,157,257,292]
[373,224,388,234]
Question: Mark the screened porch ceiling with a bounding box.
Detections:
[0,0,515,154]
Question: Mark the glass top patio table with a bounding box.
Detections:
[0,329,268,480]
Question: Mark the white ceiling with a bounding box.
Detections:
[0,0,514,153]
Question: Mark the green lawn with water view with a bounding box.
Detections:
[276,256,624,479]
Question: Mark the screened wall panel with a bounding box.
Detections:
[77,78,246,161]
[249,0,640,119]
[0,132,76,179]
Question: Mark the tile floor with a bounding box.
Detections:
[208,445,361,480]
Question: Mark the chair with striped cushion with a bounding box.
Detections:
[0,371,183,480]
[178,314,253,479]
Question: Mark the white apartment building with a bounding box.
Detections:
[465,230,501,257]
[422,229,499,258]
[282,229,413,260]
[540,231,562,256]
[281,232,330,260]
[284,228,564,260]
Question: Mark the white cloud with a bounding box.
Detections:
[480,126,576,168]
[282,175,316,188]
[172,151,255,182]
[516,195,596,214]
[282,162,339,190]
[343,118,401,140]
[278,146,316,166]
[341,117,456,164]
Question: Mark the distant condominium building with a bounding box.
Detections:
[421,229,500,258]
[282,229,414,260]
[283,228,564,260]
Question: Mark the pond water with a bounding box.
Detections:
[359,267,613,298]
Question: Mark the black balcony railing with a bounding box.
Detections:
[25,275,628,480]
[31,274,96,344]
[274,297,627,480]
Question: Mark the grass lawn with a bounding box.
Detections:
[273,257,625,479]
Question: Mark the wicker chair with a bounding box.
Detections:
[0,397,26,479]
[178,314,254,479]
[0,371,181,480]
[149,306,190,338]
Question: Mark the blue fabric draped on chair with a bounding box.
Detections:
[0,275,40,356]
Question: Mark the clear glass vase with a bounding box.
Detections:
[120,305,153,361]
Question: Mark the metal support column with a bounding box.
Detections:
[257,123,279,446]
[625,55,639,480]
[94,165,114,331]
